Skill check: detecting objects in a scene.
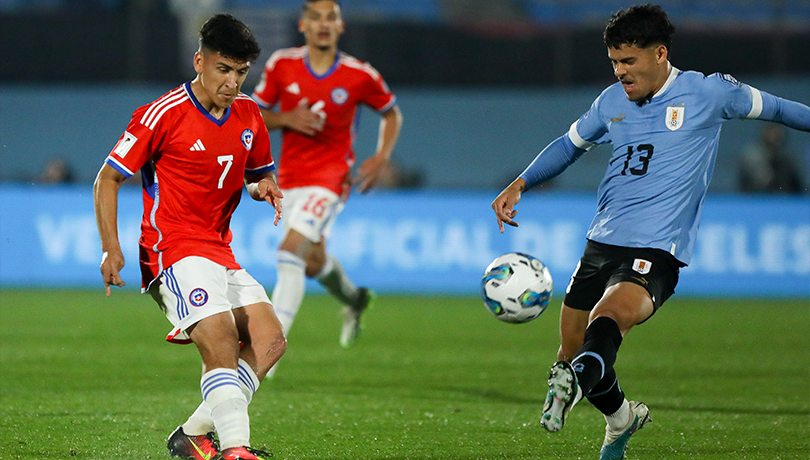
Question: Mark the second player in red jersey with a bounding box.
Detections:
[252,45,396,196]
[252,0,403,368]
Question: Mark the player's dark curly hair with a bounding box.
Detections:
[603,4,675,50]
[199,14,261,62]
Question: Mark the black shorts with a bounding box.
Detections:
[563,240,684,314]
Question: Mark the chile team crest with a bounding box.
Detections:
[189,288,209,307]
[665,105,685,131]
[331,87,348,105]
[241,129,254,150]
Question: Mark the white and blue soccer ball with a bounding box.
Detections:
[481,252,553,324]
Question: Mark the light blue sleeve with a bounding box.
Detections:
[519,135,586,189]
[567,92,611,149]
[754,90,810,131]
[711,73,810,131]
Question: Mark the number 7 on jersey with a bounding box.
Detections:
[217,155,233,189]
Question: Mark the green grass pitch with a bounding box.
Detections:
[1,289,808,459]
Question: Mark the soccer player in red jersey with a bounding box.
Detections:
[94,14,283,460]
[252,0,403,359]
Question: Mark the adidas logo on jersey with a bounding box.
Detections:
[286,82,301,95]
[190,139,206,151]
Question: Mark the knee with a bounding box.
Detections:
[265,328,287,360]
[257,328,287,372]
[273,330,288,357]
[590,283,654,333]
[304,255,325,278]
[588,309,639,335]
[279,233,325,278]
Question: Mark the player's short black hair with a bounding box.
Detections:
[301,0,340,16]
[199,13,261,63]
[603,4,675,50]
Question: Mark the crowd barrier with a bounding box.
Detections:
[1,185,808,297]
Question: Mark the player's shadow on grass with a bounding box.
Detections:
[653,403,809,416]
[331,456,517,460]
[427,385,544,405]
[322,380,544,405]
[317,457,510,460]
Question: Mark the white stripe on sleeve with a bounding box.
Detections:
[568,120,595,150]
[746,86,763,119]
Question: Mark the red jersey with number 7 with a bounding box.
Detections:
[252,47,396,196]
[104,82,275,290]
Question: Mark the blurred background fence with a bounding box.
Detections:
[2,0,809,86]
[1,0,808,294]
[2,0,809,191]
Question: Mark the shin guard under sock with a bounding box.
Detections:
[316,254,360,306]
[586,367,626,416]
[272,250,306,334]
[201,368,249,449]
[571,316,623,396]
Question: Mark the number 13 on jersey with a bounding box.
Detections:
[621,144,654,176]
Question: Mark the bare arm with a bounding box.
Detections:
[491,177,526,234]
[355,105,404,193]
[93,164,128,296]
[245,171,284,226]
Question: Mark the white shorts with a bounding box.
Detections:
[148,256,271,344]
[281,186,345,243]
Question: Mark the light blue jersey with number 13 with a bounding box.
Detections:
[556,66,809,265]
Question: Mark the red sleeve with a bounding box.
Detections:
[105,104,162,178]
[360,64,397,113]
[252,54,281,109]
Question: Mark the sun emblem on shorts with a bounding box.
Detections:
[189,288,209,307]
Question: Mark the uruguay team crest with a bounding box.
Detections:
[189,288,209,307]
[632,259,652,275]
[331,87,348,105]
[665,105,684,131]
[241,129,254,150]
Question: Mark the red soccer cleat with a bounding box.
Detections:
[167,426,219,460]
[213,446,273,460]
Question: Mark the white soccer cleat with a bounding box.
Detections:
[339,288,374,349]
[599,401,651,460]
[540,360,582,432]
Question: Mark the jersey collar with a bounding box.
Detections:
[304,49,341,80]
[652,63,680,99]
[183,81,231,126]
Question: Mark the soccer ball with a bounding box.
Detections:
[481,252,553,324]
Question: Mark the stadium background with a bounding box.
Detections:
[0,0,808,296]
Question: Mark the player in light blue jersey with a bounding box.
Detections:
[491,5,810,460]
